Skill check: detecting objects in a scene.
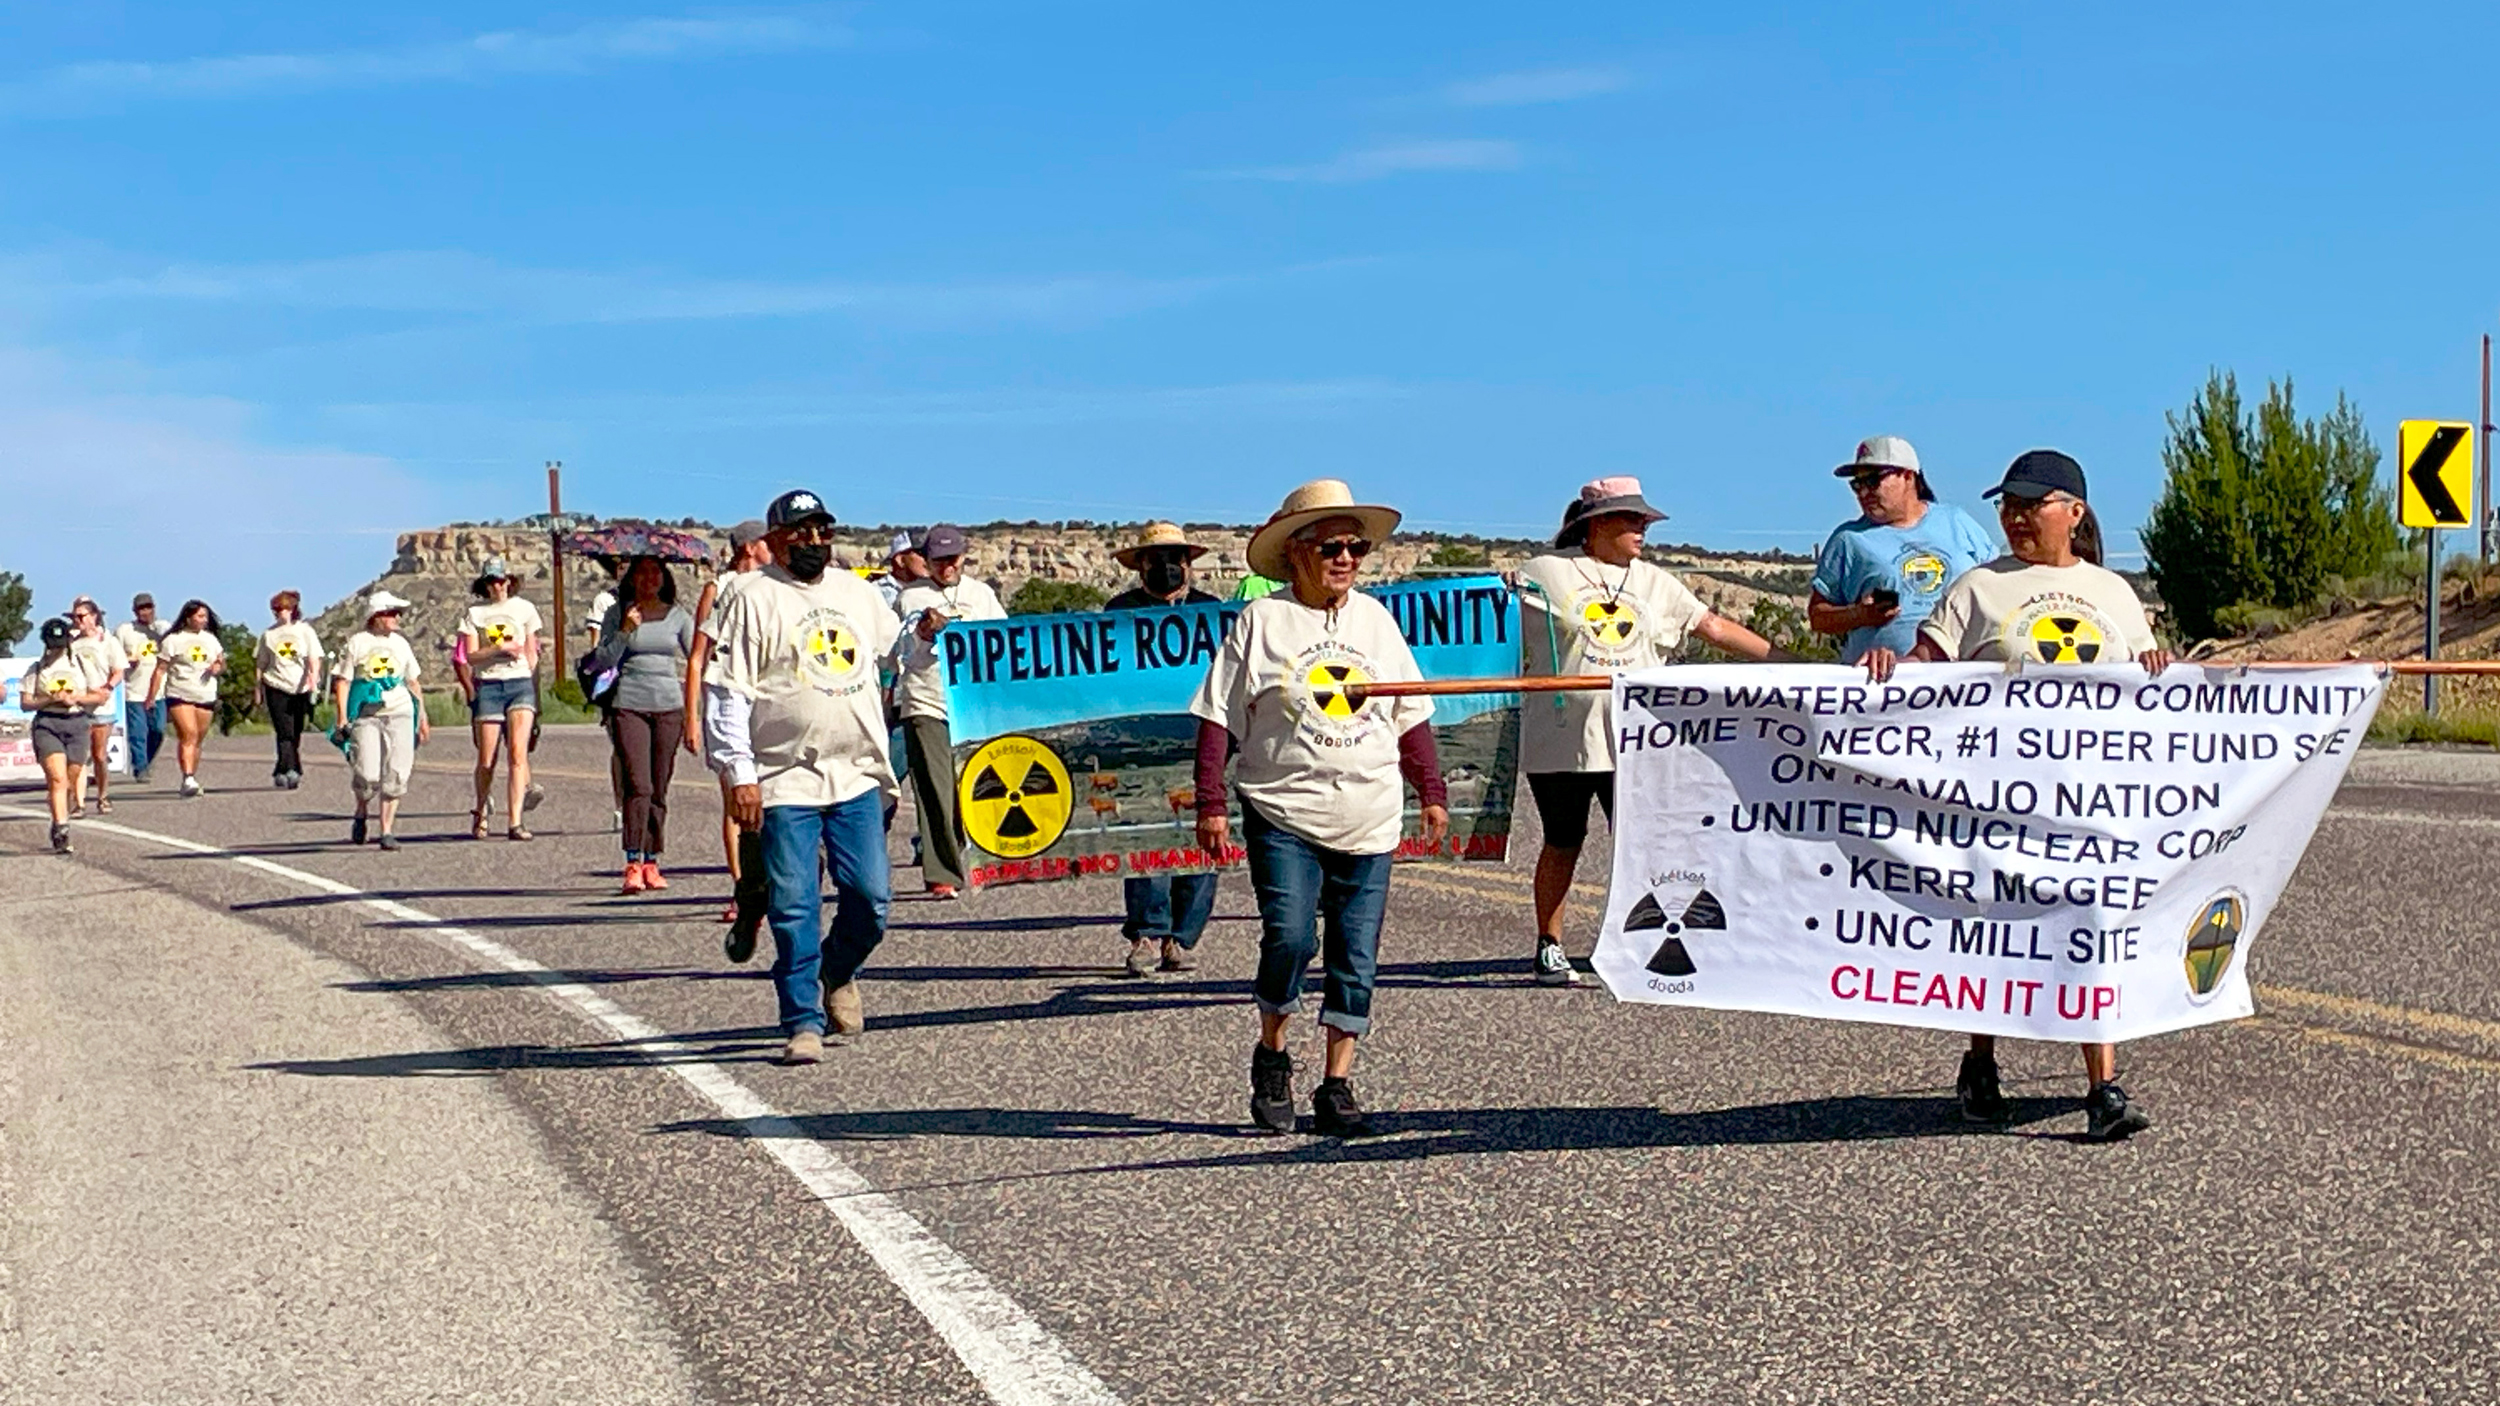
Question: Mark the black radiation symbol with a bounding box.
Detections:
[2028,613,2104,664]
[1626,888,1725,977]
[968,757,1061,841]
[1306,662,1371,719]
[2184,893,2244,997]
[1582,599,1637,647]
[805,625,859,673]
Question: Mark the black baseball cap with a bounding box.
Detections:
[1982,449,2089,503]
[765,489,836,529]
[39,617,73,648]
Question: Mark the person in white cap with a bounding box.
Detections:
[1106,522,1223,977]
[891,523,1005,898]
[332,591,429,850]
[1807,436,1995,665]
[1515,476,1787,987]
[455,557,546,841]
[1192,479,1449,1138]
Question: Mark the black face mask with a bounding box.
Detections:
[1142,561,1189,597]
[785,543,832,581]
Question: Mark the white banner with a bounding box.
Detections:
[1595,662,2383,1042]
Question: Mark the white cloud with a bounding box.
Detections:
[0,13,849,117]
[1198,139,1522,184]
[1442,65,1631,107]
[0,346,430,622]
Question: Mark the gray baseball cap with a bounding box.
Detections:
[1835,435,1936,503]
[727,519,769,550]
[916,523,969,560]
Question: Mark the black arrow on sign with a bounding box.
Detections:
[2408,425,2469,524]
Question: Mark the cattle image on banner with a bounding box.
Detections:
[941,576,1523,888]
[1591,662,2384,1043]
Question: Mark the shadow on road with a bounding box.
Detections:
[334,966,764,994]
[250,1029,786,1077]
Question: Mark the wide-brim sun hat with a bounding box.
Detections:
[1556,476,1666,548]
[1113,520,1211,570]
[1245,480,1401,581]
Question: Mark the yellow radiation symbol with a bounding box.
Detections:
[482,622,515,649]
[959,735,1074,859]
[362,653,400,682]
[1581,598,1638,648]
[138,641,157,659]
[185,644,208,663]
[2026,612,2105,664]
[275,640,299,659]
[804,624,859,674]
[1899,552,1947,594]
[1304,660,1372,719]
[2183,891,2245,1001]
[43,669,77,696]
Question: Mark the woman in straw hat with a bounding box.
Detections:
[1107,522,1222,977]
[1189,480,1449,1138]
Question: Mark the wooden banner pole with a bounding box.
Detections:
[1358,660,2500,700]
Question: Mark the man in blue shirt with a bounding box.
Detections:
[1807,436,1995,663]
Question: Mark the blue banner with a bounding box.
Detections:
[940,575,1519,736]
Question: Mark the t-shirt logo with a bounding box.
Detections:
[275,640,299,659]
[42,669,76,696]
[185,644,207,664]
[1304,660,1372,719]
[1292,642,1387,743]
[2008,600,2120,664]
[482,622,515,649]
[793,609,870,694]
[1581,598,1640,648]
[1898,550,1949,596]
[362,654,401,683]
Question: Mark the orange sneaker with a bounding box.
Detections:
[641,861,669,890]
[621,863,648,896]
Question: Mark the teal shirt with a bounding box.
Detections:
[1811,505,1996,662]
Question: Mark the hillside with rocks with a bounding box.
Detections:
[313,517,1815,682]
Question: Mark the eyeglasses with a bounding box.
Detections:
[1309,537,1373,561]
[783,523,837,545]
[1997,493,2079,518]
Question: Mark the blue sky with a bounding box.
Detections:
[3,1,2496,624]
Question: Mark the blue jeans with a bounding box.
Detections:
[1123,874,1217,949]
[125,697,164,776]
[1243,801,1392,1035]
[760,790,893,1036]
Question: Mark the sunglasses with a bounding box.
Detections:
[1847,470,1901,492]
[1997,493,2079,517]
[1309,537,1373,561]
[783,523,837,545]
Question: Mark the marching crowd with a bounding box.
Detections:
[14,437,2165,1140]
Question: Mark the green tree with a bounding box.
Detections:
[1007,578,1109,615]
[0,570,29,652]
[2141,372,2395,641]
[1426,542,1491,569]
[215,622,260,734]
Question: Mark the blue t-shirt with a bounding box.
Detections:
[1811,505,1997,662]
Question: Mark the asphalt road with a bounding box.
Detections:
[4,729,2496,1405]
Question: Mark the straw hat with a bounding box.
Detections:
[1112,521,1210,570]
[1245,479,1401,581]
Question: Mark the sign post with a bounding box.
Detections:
[2399,419,2476,714]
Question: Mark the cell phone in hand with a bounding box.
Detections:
[1869,588,1900,610]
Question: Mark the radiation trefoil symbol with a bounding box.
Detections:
[362,654,400,683]
[2027,613,2105,664]
[482,623,515,649]
[1304,661,1372,720]
[804,625,859,674]
[1582,598,1639,649]
[2183,889,2245,1003]
[1624,888,1727,977]
[959,736,1074,859]
[275,641,299,659]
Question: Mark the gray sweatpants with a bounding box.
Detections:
[350,712,417,801]
[903,714,967,889]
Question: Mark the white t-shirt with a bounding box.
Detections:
[585,589,616,637]
[460,598,545,683]
[892,577,1007,723]
[28,649,101,714]
[115,621,167,698]
[71,631,128,721]
[706,565,904,809]
[256,621,326,695]
[701,568,760,636]
[1919,557,2158,664]
[1517,549,1713,774]
[1189,591,1435,856]
[340,631,422,718]
[157,630,224,705]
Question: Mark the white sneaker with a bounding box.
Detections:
[179,775,203,799]
[1533,938,1581,987]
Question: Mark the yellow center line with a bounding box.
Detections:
[2248,1018,2500,1079]
[2251,983,2500,1051]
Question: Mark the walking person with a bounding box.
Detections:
[115,594,168,780]
[1191,480,1450,1138]
[1808,436,1995,664]
[66,596,128,816]
[1516,478,1788,987]
[147,600,225,797]
[593,555,697,894]
[20,618,110,852]
[1862,450,2170,1142]
[703,489,902,1065]
[333,591,428,851]
[1106,522,1223,977]
[874,531,924,853]
[686,521,772,940]
[454,558,545,841]
[891,523,1005,898]
[256,590,326,790]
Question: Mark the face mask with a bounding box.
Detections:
[785,543,832,581]
[1143,561,1188,596]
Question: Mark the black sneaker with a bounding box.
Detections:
[2084,1083,2151,1142]
[1249,1045,1296,1134]
[49,823,71,854]
[350,815,368,846]
[1533,937,1581,986]
[724,908,762,965]
[1311,1078,1378,1138]
[1956,1049,2010,1125]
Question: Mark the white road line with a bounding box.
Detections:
[4,805,1118,1406]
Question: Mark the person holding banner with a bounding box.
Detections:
[892,523,1006,899]
[705,489,903,1066]
[1807,436,1994,665]
[1863,449,2170,1141]
[66,597,127,817]
[149,600,225,798]
[256,590,326,791]
[1192,480,1449,1138]
[116,594,168,780]
[21,617,111,853]
[1517,478,1786,988]
[1107,522,1224,977]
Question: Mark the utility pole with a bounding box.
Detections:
[2483,334,2494,566]
[547,462,567,686]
